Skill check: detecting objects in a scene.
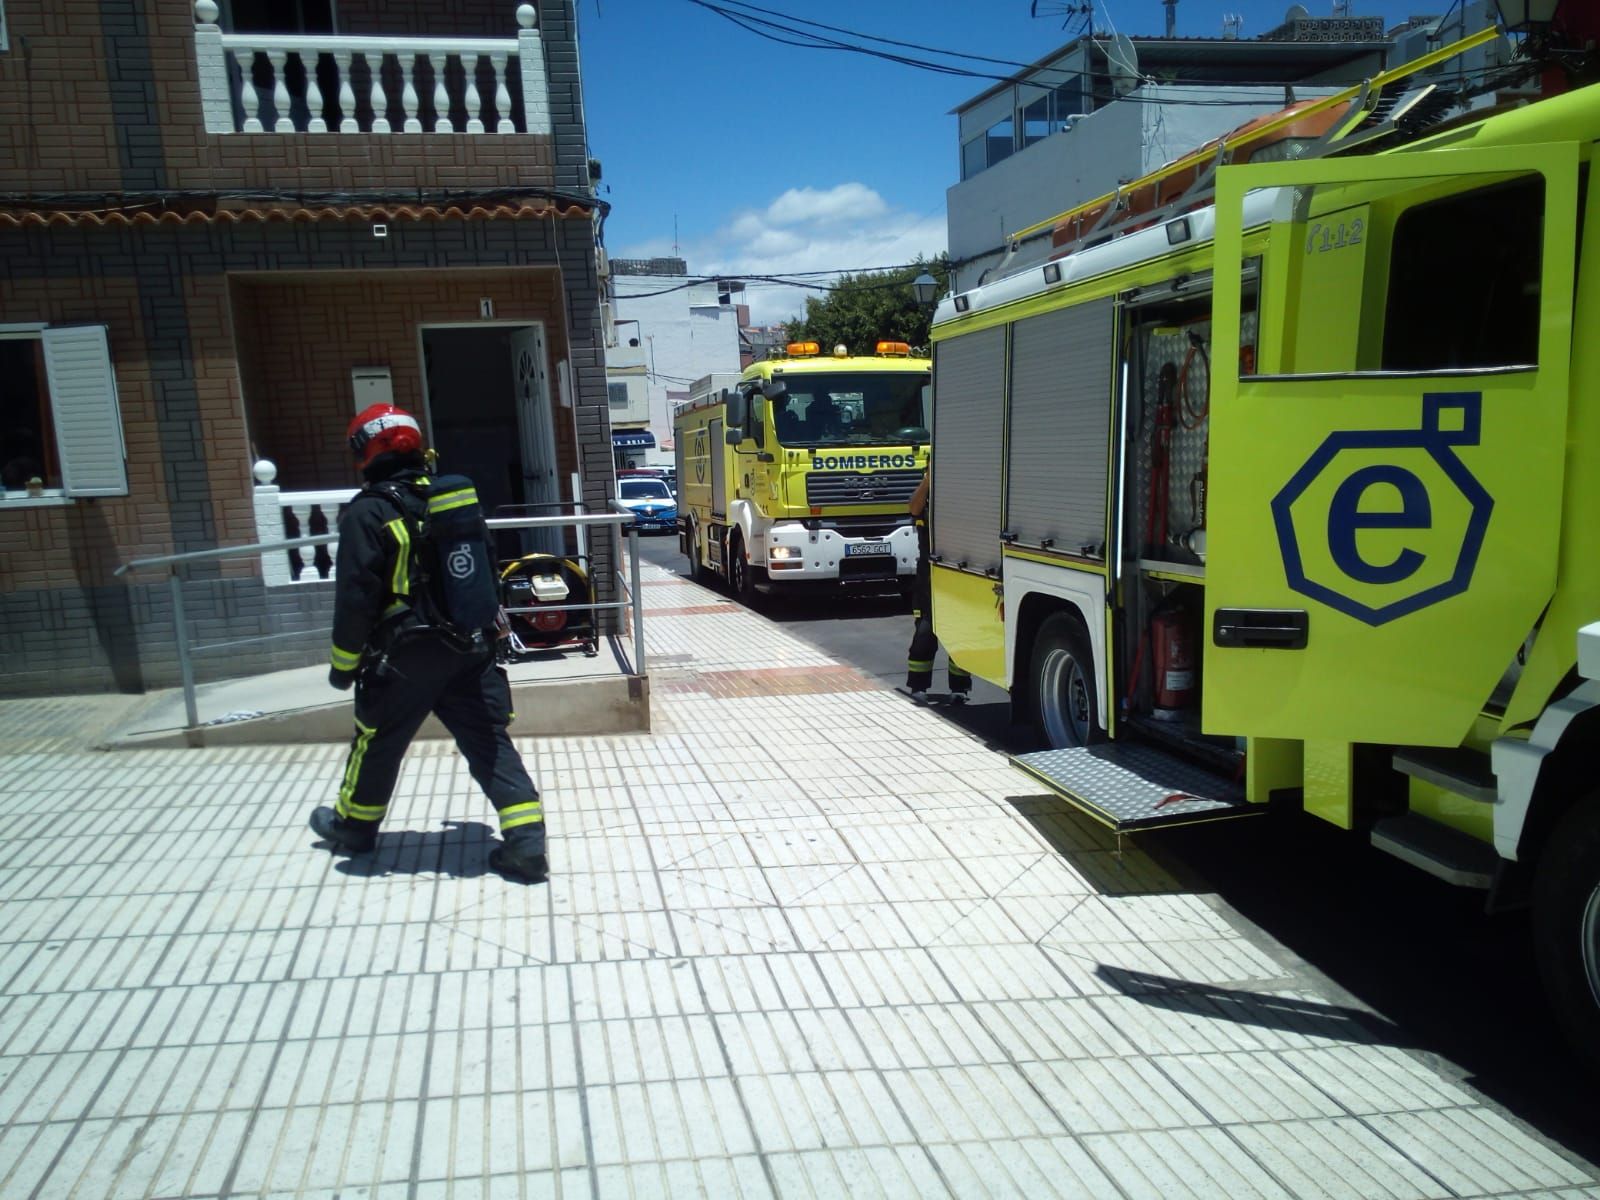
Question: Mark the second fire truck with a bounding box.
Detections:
[675,342,931,600]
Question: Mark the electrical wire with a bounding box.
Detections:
[611,261,946,299]
[680,0,1416,104]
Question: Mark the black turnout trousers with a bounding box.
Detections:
[335,634,544,851]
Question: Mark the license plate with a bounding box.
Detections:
[845,542,893,557]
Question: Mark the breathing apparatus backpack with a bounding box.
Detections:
[365,473,502,648]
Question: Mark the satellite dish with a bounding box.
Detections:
[1285,3,1311,20]
[1106,33,1140,96]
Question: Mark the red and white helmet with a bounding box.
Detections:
[347,403,423,470]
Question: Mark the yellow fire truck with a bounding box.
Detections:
[675,342,931,600]
[928,36,1600,1062]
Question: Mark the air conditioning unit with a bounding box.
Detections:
[596,248,610,278]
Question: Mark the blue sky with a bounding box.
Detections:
[577,0,1465,321]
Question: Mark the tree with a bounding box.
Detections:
[784,255,950,355]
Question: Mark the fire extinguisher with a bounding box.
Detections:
[1151,608,1196,712]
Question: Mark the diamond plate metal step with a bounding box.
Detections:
[1009,744,1260,833]
[1369,813,1499,888]
[1391,746,1497,805]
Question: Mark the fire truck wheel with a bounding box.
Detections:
[1031,613,1102,749]
[1532,795,1600,1071]
[687,523,713,585]
[728,531,757,605]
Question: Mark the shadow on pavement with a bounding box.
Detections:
[1009,794,1195,896]
[326,819,498,879]
[759,590,913,623]
[1143,814,1600,1163]
[1097,963,1419,1049]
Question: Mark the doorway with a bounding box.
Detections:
[420,324,563,558]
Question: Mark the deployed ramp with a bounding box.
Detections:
[1010,743,1259,833]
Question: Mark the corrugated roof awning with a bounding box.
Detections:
[0,200,591,230]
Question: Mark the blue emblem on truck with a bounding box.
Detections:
[1271,393,1493,626]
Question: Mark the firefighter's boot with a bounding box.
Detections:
[488,837,548,885]
[309,806,378,855]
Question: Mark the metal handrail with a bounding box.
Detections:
[114,506,646,731]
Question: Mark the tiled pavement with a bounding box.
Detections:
[2,566,1597,1199]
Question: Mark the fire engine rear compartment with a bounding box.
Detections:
[1110,280,1257,771]
[1011,277,1265,831]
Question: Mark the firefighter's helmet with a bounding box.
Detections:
[347,403,423,470]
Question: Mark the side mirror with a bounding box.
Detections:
[723,388,749,430]
[724,428,743,446]
[761,377,788,400]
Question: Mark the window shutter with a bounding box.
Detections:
[43,325,128,497]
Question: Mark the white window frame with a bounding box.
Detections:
[0,323,129,505]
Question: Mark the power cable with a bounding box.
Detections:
[611,261,946,299]
[681,0,1405,104]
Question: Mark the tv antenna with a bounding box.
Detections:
[1029,1,1094,30]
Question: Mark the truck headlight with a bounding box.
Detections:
[769,545,802,560]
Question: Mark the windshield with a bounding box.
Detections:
[619,479,672,500]
[769,372,930,448]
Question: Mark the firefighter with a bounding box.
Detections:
[905,470,971,703]
[309,403,548,884]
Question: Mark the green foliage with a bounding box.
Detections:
[784,255,949,356]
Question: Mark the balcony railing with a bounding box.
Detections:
[193,1,551,136]
[249,461,356,586]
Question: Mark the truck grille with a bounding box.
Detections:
[805,469,921,507]
[817,515,912,539]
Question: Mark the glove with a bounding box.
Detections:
[329,667,356,691]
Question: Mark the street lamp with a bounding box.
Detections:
[911,272,939,308]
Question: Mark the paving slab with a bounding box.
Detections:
[0,562,1595,1199]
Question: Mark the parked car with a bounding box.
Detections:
[617,476,677,533]
[619,466,675,496]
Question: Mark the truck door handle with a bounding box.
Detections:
[1213,608,1308,649]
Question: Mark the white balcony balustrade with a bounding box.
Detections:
[251,460,358,587]
[194,1,551,137]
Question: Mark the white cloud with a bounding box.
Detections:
[763,182,888,227]
[613,181,945,325]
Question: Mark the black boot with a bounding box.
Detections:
[488,840,548,884]
[309,806,377,854]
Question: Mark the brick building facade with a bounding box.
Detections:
[0,0,615,697]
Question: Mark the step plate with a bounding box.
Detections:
[1010,744,1258,833]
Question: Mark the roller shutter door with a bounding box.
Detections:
[1005,300,1113,557]
[931,326,1005,574]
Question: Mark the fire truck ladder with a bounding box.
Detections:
[997,26,1503,273]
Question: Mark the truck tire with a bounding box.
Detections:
[727,530,758,606]
[1532,794,1600,1071]
[687,522,712,586]
[1030,612,1102,749]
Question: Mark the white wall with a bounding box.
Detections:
[607,373,649,425]
[612,276,743,449]
[946,84,1334,294]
